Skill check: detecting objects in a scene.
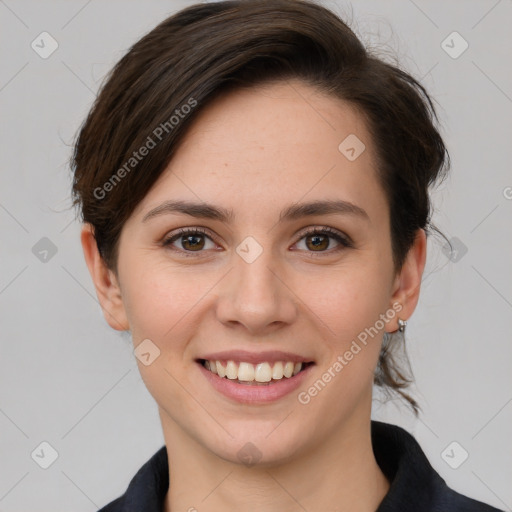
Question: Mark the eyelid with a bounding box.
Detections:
[167,226,218,242]
[294,225,353,246]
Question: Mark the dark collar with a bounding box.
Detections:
[99,421,503,511]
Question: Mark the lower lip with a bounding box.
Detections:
[197,362,314,404]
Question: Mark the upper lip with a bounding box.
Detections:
[197,350,314,365]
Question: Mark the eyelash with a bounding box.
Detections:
[161,226,353,258]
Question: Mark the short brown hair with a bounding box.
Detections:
[70,0,450,414]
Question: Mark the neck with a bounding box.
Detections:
[161,412,390,512]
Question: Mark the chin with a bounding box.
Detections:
[203,423,310,468]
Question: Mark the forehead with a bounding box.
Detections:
[176,80,374,166]
[132,80,386,224]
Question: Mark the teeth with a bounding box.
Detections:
[216,361,226,378]
[226,360,238,380]
[238,362,255,381]
[254,362,272,382]
[272,361,283,379]
[283,362,294,378]
[203,360,305,382]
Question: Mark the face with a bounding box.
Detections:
[83,79,425,466]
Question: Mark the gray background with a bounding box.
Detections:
[1,0,511,510]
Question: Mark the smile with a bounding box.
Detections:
[197,357,314,403]
[200,359,312,385]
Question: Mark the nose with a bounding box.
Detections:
[215,246,298,335]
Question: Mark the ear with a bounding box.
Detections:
[386,228,427,332]
[80,223,130,331]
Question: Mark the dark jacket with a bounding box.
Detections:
[98,420,504,511]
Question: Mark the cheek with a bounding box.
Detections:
[122,269,201,402]
[298,274,387,410]
[296,265,390,403]
[120,259,207,340]
[301,265,391,343]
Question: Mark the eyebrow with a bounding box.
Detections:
[142,199,370,224]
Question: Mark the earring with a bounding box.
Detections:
[397,318,407,333]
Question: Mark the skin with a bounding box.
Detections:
[81,79,426,511]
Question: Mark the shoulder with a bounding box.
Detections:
[96,445,169,512]
[371,421,505,512]
[97,496,123,512]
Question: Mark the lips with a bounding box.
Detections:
[194,350,315,402]
[197,357,314,403]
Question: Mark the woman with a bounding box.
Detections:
[71,0,504,510]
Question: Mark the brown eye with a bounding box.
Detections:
[180,233,205,251]
[305,233,330,251]
[295,227,353,255]
[162,228,216,256]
